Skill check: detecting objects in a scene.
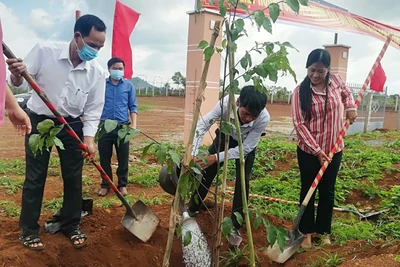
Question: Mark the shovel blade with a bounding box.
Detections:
[266,229,305,264]
[121,200,160,243]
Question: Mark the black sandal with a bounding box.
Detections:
[19,235,45,251]
[65,229,87,249]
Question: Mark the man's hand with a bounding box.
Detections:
[7,107,31,136]
[194,154,217,170]
[82,136,96,161]
[6,58,26,87]
[346,110,358,125]
[316,150,331,166]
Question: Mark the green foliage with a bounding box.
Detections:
[0,200,21,217]
[307,252,344,267]
[0,176,24,194]
[0,159,25,175]
[43,197,63,213]
[128,166,160,188]
[95,119,140,145]
[29,119,65,156]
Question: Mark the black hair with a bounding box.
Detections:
[299,48,331,121]
[107,57,125,68]
[74,14,106,38]
[239,85,268,116]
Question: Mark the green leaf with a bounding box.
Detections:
[37,119,54,134]
[197,0,203,11]
[176,223,182,238]
[54,136,64,150]
[220,121,235,135]
[39,136,46,152]
[276,227,288,252]
[237,2,249,13]
[231,42,237,53]
[29,134,40,155]
[45,135,55,148]
[246,52,252,68]
[219,5,227,17]
[265,42,274,55]
[281,41,298,51]
[49,125,64,136]
[243,73,252,82]
[268,3,280,23]
[267,224,277,247]
[196,154,209,167]
[118,126,129,141]
[122,128,140,145]
[240,55,248,70]
[178,172,190,197]
[234,212,243,226]
[222,39,227,49]
[168,151,181,166]
[141,143,155,161]
[204,46,215,61]
[155,144,168,164]
[198,40,208,49]
[299,0,309,5]
[104,120,118,133]
[253,213,263,229]
[209,0,215,5]
[221,217,233,237]
[183,231,192,247]
[235,19,245,32]
[285,0,300,13]
[255,65,268,78]
[262,18,272,33]
[253,10,265,29]
[191,166,202,175]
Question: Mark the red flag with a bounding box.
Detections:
[370,63,387,92]
[112,0,140,79]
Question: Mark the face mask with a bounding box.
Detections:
[76,35,98,61]
[110,70,124,80]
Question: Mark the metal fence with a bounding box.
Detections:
[134,87,185,97]
[346,83,388,135]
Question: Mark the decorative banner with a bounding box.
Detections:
[201,0,400,48]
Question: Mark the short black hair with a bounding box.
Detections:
[107,57,125,68]
[239,85,268,116]
[74,14,106,38]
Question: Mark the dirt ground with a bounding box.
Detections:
[0,96,399,267]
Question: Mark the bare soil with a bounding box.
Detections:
[0,97,399,266]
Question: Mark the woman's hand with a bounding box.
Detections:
[346,110,357,124]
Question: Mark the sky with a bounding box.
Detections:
[0,0,400,94]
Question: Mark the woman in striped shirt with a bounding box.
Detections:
[291,49,357,247]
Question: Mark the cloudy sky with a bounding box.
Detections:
[1,0,399,94]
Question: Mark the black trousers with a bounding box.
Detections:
[188,129,256,229]
[297,147,342,234]
[20,112,84,236]
[98,126,129,189]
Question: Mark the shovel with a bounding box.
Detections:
[2,42,159,243]
[226,191,388,220]
[266,35,393,263]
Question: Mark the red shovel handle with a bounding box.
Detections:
[2,42,122,195]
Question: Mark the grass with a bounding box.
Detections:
[307,252,344,267]
[0,159,25,175]
[43,197,63,213]
[128,165,160,187]
[95,193,171,208]
[0,200,21,217]
[0,176,24,194]
[138,104,152,112]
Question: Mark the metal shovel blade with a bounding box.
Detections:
[266,229,305,264]
[121,200,160,243]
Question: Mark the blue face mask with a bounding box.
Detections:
[110,70,124,80]
[76,36,98,61]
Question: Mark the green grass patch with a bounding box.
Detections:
[0,176,24,194]
[0,200,21,217]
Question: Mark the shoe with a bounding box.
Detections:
[228,229,242,250]
[119,187,128,196]
[321,234,331,245]
[187,207,199,217]
[98,188,109,197]
[301,233,312,248]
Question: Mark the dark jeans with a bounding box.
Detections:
[297,147,342,234]
[98,126,129,189]
[188,129,256,229]
[20,112,84,236]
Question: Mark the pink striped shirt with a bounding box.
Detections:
[292,74,356,156]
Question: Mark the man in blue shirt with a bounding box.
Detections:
[98,57,137,196]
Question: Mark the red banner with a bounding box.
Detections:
[201,0,400,48]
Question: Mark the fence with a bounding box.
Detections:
[134,87,185,97]
[346,83,388,135]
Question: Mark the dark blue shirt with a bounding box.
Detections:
[100,78,137,123]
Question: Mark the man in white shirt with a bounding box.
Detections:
[6,14,106,250]
[188,85,270,248]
